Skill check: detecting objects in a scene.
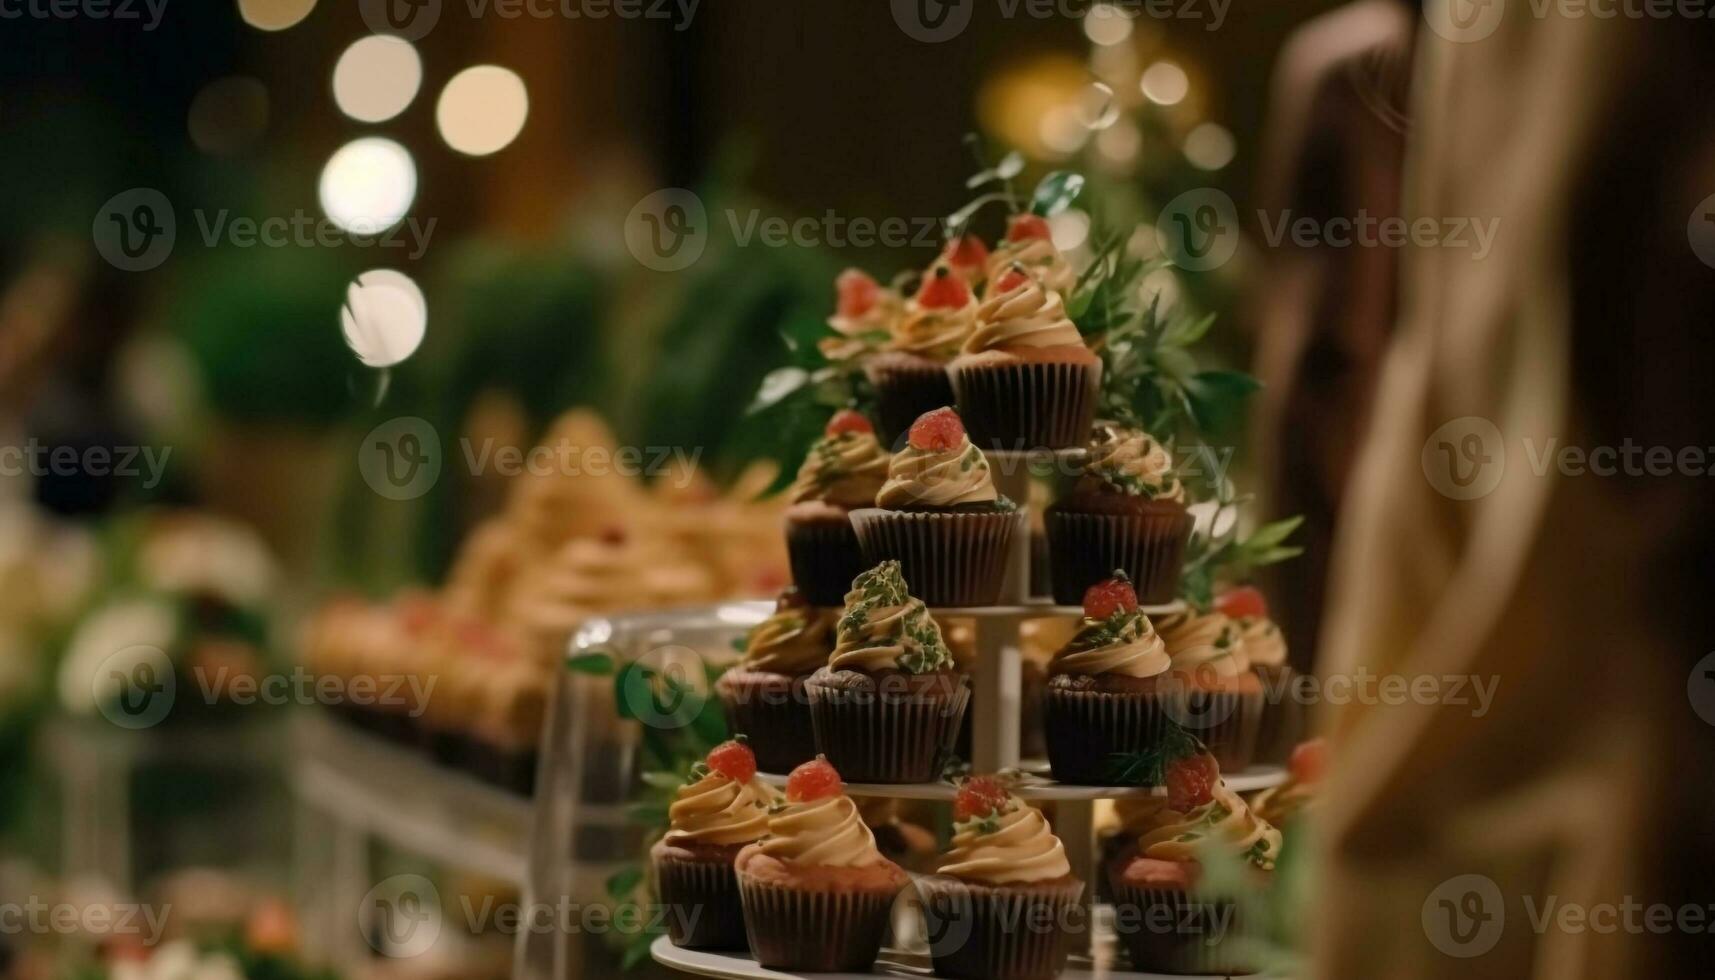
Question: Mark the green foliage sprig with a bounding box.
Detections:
[1178,482,1305,610]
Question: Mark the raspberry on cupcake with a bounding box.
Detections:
[865,262,976,445]
[1042,573,1176,785]
[804,561,970,783]
[949,258,1101,450]
[1155,607,1264,771]
[715,587,837,774]
[821,268,901,363]
[982,213,1076,298]
[650,739,782,950]
[1251,736,1323,828]
[1045,423,1195,605]
[848,407,1025,607]
[735,757,911,971]
[940,233,992,287]
[916,776,1085,980]
[783,409,891,606]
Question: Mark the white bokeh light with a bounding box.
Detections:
[436,66,529,156]
[1084,5,1134,45]
[319,137,417,234]
[342,270,427,368]
[333,36,423,123]
[1140,61,1190,106]
[1184,122,1237,170]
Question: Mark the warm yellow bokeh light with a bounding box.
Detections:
[319,137,417,234]
[1185,122,1236,170]
[1140,61,1189,106]
[333,35,423,123]
[436,66,529,156]
[237,0,316,31]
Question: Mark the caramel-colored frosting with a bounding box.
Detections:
[667,771,780,846]
[1135,780,1282,871]
[788,431,890,509]
[824,290,901,362]
[889,298,977,360]
[940,796,1072,884]
[876,436,998,509]
[831,561,953,675]
[984,236,1076,297]
[965,277,1082,354]
[1157,610,1250,677]
[1236,615,1287,669]
[1074,425,1185,502]
[1251,778,1314,829]
[740,606,837,676]
[1049,609,1170,678]
[757,794,888,868]
[507,538,641,642]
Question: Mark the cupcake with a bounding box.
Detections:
[1042,574,1174,785]
[805,561,970,783]
[983,213,1076,298]
[950,258,1100,452]
[1107,750,1281,975]
[715,588,838,774]
[916,777,1084,980]
[1155,609,1263,772]
[821,268,901,363]
[865,262,975,446]
[1045,424,1194,606]
[1217,586,1298,763]
[783,410,891,606]
[940,234,991,288]
[735,758,911,971]
[466,654,549,794]
[848,408,1024,607]
[1251,737,1323,829]
[651,740,781,950]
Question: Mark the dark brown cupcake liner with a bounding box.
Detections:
[1253,664,1301,764]
[716,672,817,775]
[1109,881,1258,976]
[1159,685,1263,773]
[737,871,900,972]
[948,357,1101,450]
[805,672,970,783]
[786,516,866,608]
[849,508,1024,608]
[1041,686,1173,785]
[866,356,956,448]
[654,853,748,950]
[1046,506,1194,606]
[914,875,1085,980]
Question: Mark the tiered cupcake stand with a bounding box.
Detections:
[517,453,1285,980]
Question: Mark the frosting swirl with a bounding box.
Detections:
[1074,425,1185,502]
[1049,609,1170,678]
[740,606,837,676]
[940,798,1072,884]
[1236,616,1287,669]
[831,561,953,674]
[1135,781,1282,870]
[758,794,887,868]
[965,277,1082,354]
[1157,610,1250,677]
[889,298,977,360]
[788,431,890,509]
[1251,778,1314,829]
[823,288,900,362]
[984,236,1076,298]
[876,437,998,509]
[667,771,779,846]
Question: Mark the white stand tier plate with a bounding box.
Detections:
[650,935,1234,980]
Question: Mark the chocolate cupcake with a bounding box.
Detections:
[949,254,1101,451]
[1046,424,1194,605]
[916,777,1084,980]
[1107,754,1281,975]
[1155,609,1263,772]
[805,561,970,783]
[651,740,780,950]
[715,589,837,774]
[866,262,975,445]
[783,410,891,606]
[735,758,910,971]
[849,407,1024,607]
[1042,574,1175,785]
